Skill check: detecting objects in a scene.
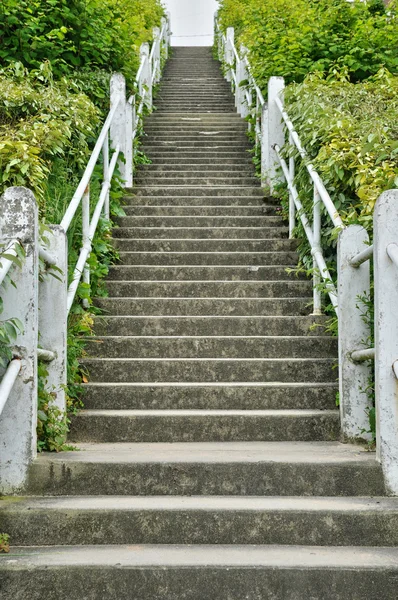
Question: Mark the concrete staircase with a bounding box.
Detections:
[2,46,398,599]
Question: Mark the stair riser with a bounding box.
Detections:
[93,316,328,337]
[115,218,281,228]
[116,252,298,266]
[112,240,298,252]
[2,566,396,600]
[27,461,384,496]
[137,166,254,173]
[82,359,336,383]
[136,158,254,164]
[11,503,398,546]
[102,281,311,298]
[112,228,288,239]
[130,187,265,196]
[134,179,259,186]
[122,197,272,206]
[143,143,251,150]
[83,384,338,410]
[107,267,301,281]
[122,206,277,215]
[84,337,337,359]
[69,413,339,443]
[95,298,311,316]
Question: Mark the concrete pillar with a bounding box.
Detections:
[110,73,129,184]
[140,43,152,110]
[267,76,285,194]
[337,225,373,441]
[0,187,39,493]
[38,225,68,413]
[374,189,398,494]
[225,27,234,83]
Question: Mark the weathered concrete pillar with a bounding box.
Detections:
[260,103,269,188]
[267,76,285,193]
[337,225,373,441]
[140,43,153,110]
[110,73,129,184]
[374,189,398,494]
[38,225,68,413]
[225,27,234,83]
[0,187,39,493]
[152,27,161,84]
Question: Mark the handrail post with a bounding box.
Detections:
[236,46,249,118]
[312,187,322,316]
[337,225,373,440]
[288,133,295,237]
[260,102,269,188]
[267,76,285,194]
[165,13,172,53]
[38,225,68,413]
[152,27,161,84]
[82,185,90,308]
[110,73,128,184]
[125,100,134,188]
[225,27,234,83]
[0,187,39,493]
[374,189,398,494]
[103,132,110,219]
[140,43,152,110]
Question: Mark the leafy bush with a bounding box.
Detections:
[0,0,164,85]
[284,69,398,234]
[218,0,398,92]
[0,62,99,202]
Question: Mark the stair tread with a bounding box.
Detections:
[3,544,398,568]
[3,495,397,512]
[34,441,375,464]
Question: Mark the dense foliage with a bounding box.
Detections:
[0,0,164,84]
[0,0,165,451]
[284,69,398,235]
[218,0,398,91]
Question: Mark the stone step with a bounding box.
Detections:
[84,335,337,359]
[112,239,297,252]
[138,157,254,164]
[122,205,277,216]
[144,125,248,132]
[107,266,300,281]
[137,165,254,174]
[107,282,312,300]
[130,187,265,197]
[82,358,336,383]
[112,227,288,239]
[134,178,259,186]
[82,382,338,411]
[143,141,251,149]
[122,196,271,206]
[27,442,385,496]
[143,150,253,158]
[93,315,327,337]
[3,544,397,599]
[102,280,312,298]
[115,217,282,228]
[143,132,248,140]
[69,409,339,443]
[116,251,298,265]
[4,496,398,547]
[94,297,311,317]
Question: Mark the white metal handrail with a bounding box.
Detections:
[0,359,21,418]
[216,18,343,316]
[0,239,19,286]
[0,13,171,493]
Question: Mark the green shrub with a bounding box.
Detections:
[0,62,99,201]
[218,0,398,92]
[284,69,398,232]
[0,0,164,85]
